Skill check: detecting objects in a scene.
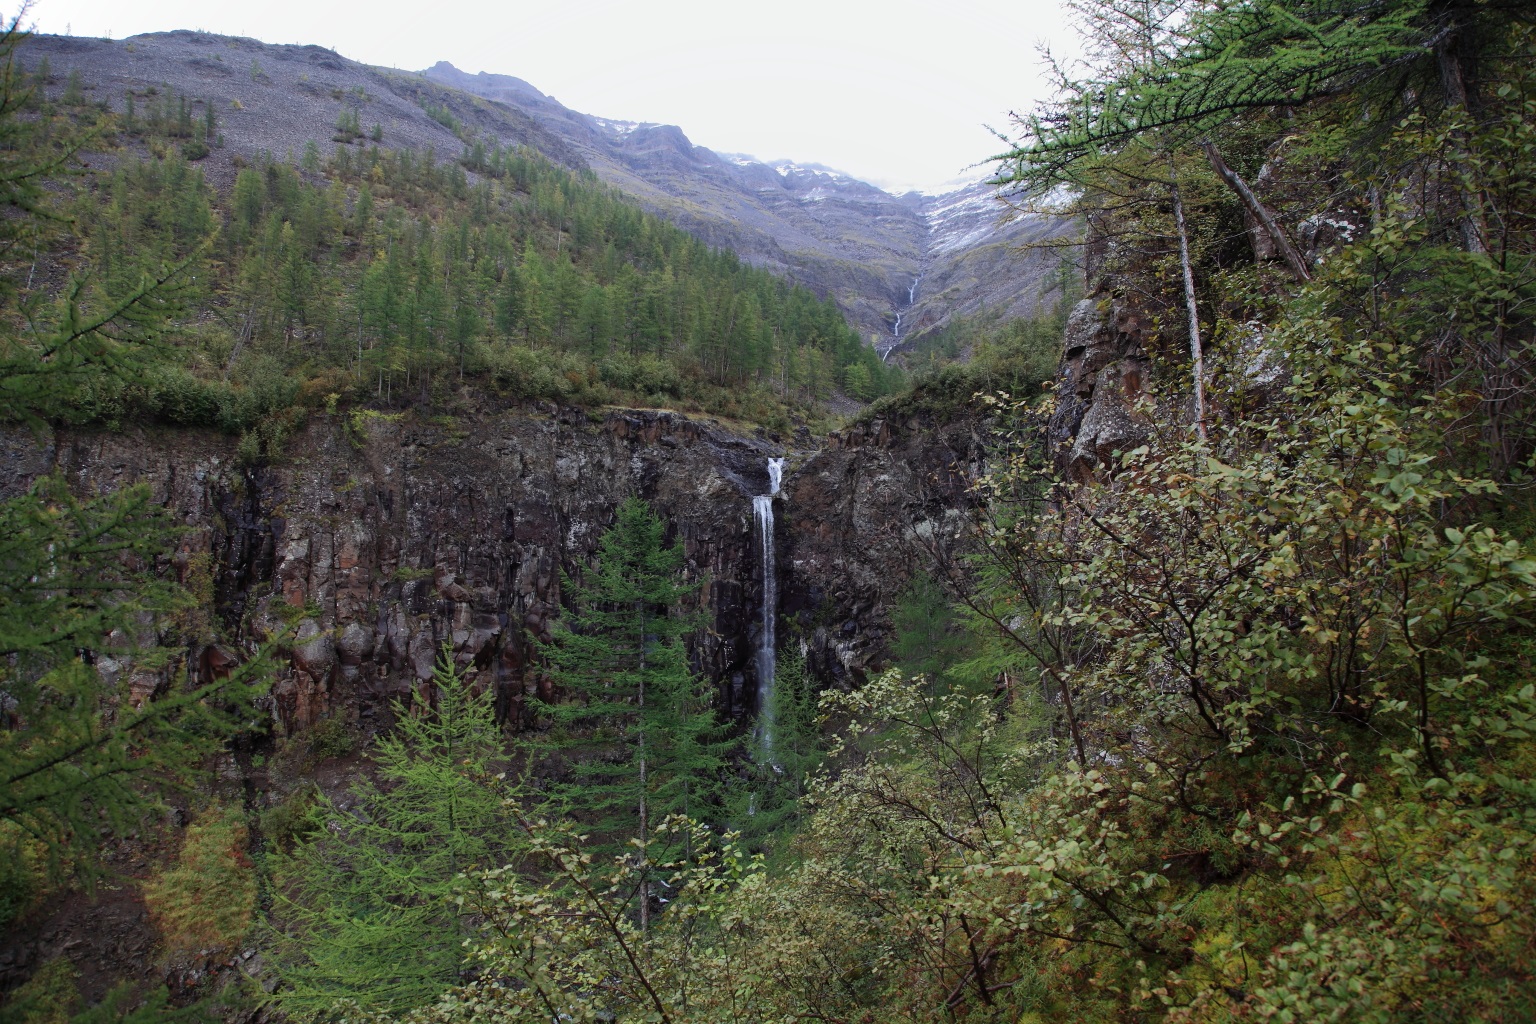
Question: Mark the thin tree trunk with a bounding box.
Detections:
[1435,40,1489,255]
[1169,174,1208,441]
[1200,141,1311,282]
[224,302,258,379]
[637,604,649,937]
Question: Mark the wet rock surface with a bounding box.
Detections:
[1,398,997,739]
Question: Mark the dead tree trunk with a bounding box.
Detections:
[1200,141,1311,282]
[1169,173,1208,441]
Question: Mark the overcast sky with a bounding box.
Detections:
[28,0,1076,194]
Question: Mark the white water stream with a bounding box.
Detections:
[753,457,784,759]
[883,273,924,363]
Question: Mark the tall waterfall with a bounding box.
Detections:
[883,273,924,363]
[753,457,784,757]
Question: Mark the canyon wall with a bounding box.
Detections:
[0,401,991,738]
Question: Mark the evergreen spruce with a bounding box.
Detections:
[536,498,734,889]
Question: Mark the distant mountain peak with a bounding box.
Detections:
[418,61,548,104]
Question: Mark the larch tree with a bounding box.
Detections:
[269,649,528,1020]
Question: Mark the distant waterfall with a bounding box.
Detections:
[754,457,784,758]
[883,273,924,363]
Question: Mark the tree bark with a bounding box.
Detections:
[1170,175,1208,441]
[1435,36,1489,254]
[1200,141,1311,282]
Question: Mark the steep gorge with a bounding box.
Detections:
[0,398,990,742]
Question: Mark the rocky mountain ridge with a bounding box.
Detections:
[18,31,1072,355]
[422,60,1077,352]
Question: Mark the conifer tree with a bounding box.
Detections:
[537,497,733,922]
[0,14,261,911]
[0,479,268,910]
[269,648,527,1020]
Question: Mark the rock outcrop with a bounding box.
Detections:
[1,407,793,736]
[1049,289,1151,482]
[1,399,1000,735]
[781,408,989,687]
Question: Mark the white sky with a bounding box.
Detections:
[26,0,1076,194]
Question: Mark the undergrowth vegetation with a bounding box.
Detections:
[7,50,901,450]
[142,803,257,954]
[6,0,1536,1021]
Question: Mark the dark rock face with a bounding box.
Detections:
[0,401,1002,732]
[1049,292,1151,481]
[1,408,788,734]
[779,410,989,688]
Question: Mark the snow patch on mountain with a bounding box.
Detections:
[924,181,1012,255]
[591,116,643,137]
[771,159,853,181]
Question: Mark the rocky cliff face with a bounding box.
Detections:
[1,400,994,735]
[0,396,995,733]
[782,406,990,687]
[1048,289,1152,483]
[1,408,794,736]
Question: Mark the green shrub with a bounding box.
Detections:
[0,826,45,930]
[259,785,324,853]
[306,714,354,760]
[141,802,256,953]
[0,957,78,1023]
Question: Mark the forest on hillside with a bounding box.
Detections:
[6,46,900,453]
[5,0,1536,1020]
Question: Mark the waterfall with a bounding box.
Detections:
[754,457,784,758]
[883,273,923,362]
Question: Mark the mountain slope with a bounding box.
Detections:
[25,32,1074,358]
[423,62,1080,352]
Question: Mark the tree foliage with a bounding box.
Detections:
[1002,0,1509,187]
[33,80,901,438]
[535,498,731,861]
[0,16,264,920]
[269,650,528,1020]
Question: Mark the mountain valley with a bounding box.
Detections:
[21,30,1072,353]
[6,5,1535,1023]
